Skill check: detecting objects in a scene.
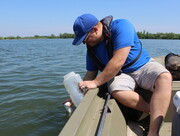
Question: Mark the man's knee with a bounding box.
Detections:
[157,72,172,83]
[155,72,172,91]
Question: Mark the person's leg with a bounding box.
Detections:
[148,72,172,136]
[112,90,150,113]
[129,58,172,136]
[108,73,150,113]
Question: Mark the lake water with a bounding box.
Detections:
[0,39,179,136]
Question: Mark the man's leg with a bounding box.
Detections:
[148,72,172,136]
[109,73,150,113]
[112,90,150,113]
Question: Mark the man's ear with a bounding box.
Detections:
[93,27,98,33]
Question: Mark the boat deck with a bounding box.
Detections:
[127,121,172,136]
[59,56,180,136]
[59,81,180,136]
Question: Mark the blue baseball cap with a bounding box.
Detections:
[72,14,98,45]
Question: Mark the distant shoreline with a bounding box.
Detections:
[0,33,74,40]
[0,31,180,40]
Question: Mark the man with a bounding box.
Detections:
[72,13,172,136]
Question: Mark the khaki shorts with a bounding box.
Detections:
[108,58,170,93]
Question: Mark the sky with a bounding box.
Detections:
[1,0,180,37]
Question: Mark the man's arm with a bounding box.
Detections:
[94,46,131,86]
[83,71,98,81]
[78,46,131,90]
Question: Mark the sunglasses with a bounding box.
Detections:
[83,30,91,44]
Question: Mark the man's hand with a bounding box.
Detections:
[78,80,98,95]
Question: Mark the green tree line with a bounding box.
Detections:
[0,31,180,40]
[137,31,180,39]
[0,33,75,40]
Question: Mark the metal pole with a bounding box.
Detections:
[96,93,111,136]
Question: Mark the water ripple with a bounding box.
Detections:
[0,39,179,136]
